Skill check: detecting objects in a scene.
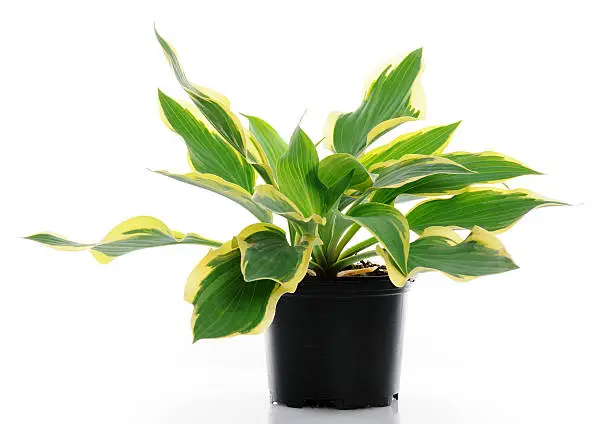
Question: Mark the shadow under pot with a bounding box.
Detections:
[266,275,408,410]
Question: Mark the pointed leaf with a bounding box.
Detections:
[156,29,248,154]
[360,121,461,169]
[329,48,423,156]
[407,188,566,234]
[185,240,284,340]
[371,154,474,189]
[345,203,410,286]
[158,90,255,192]
[26,216,222,264]
[318,153,373,191]
[276,127,327,217]
[371,151,541,203]
[243,115,288,175]
[154,171,272,222]
[407,226,518,281]
[237,223,313,292]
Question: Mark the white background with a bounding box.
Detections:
[1,1,611,423]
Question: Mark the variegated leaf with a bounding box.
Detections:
[318,153,373,191]
[371,151,541,203]
[185,240,284,340]
[252,185,324,225]
[153,171,272,223]
[276,126,327,218]
[243,115,288,176]
[345,203,411,286]
[328,48,423,156]
[237,223,313,292]
[156,29,248,154]
[156,30,274,183]
[371,154,473,189]
[158,90,256,193]
[26,216,222,264]
[407,188,566,234]
[360,121,461,169]
[407,226,518,281]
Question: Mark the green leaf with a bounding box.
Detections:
[371,154,473,189]
[158,90,256,193]
[156,29,248,154]
[153,171,272,223]
[276,126,327,217]
[252,185,324,224]
[371,151,541,203]
[407,226,518,281]
[360,122,461,169]
[318,153,373,191]
[237,223,313,292]
[345,203,411,286]
[26,216,222,264]
[329,48,423,156]
[243,115,288,176]
[407,188,567,234]
[185,240,284,340]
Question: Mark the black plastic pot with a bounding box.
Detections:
[266,275,408,409]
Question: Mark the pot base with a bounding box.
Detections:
[272,393,399,410]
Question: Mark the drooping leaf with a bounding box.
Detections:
[156,30,274,183]
[360,121,461,169]
[276,126,327,217]
[371,151,541,203]
[318,153,373,191]
[243,115,288,176]
[26,216,222,264]
[156,29,248,154]
[158,90,256,192]
[407,188,567,234]
[328,48,423,156]
[407,226,518,281]
[345,203,411,286]
[237,223,313,292]
[185,240,284,340]
[153,170,272,223]
[371,154,473,189]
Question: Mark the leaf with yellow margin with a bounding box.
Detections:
[345,203,411,286]
[328,48,424,156]
[370,154,473,189]
[371,151,541,203]
[186,240,286,340]
[360,121,461,169]
[158,90,256,193]
[154,170,272,223]
[407,226,519,281]
[237,223,313,293]
[26,216,222,264]
[407,188,567,234]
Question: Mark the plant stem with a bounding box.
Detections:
[312,245,329,269]
[330,250,378,273]
[332,224,360,261]
[309,260,326,276]
[338,237,376,260]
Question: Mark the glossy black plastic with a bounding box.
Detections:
[266,275,407,409]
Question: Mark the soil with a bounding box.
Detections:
[340,260,388,276]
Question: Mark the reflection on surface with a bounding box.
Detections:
[269,399,400,424]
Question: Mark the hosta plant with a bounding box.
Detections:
[27,31,565,341]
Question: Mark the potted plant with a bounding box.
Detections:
[26,30,565,410]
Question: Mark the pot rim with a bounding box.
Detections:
[289,275,411,297]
